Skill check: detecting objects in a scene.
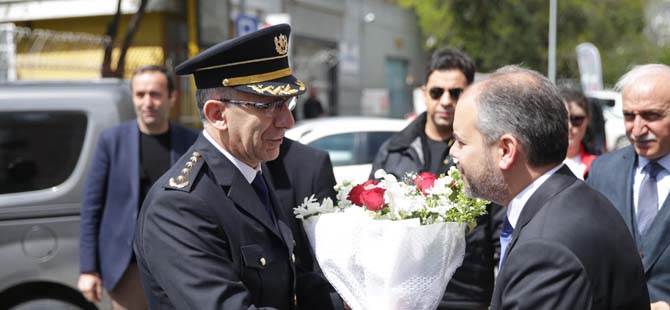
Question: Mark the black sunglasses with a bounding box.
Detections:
[429,87,464,101]
[569,115,586,127]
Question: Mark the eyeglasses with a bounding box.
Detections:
[216,96,297,116]
[429,87,464,101]
[569,115,586,127]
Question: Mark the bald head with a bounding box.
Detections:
[615,64,670,93]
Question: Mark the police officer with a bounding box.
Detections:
[133,24,343,309]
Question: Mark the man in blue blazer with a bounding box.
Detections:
[587,64,670,310]
[78,65,197,309]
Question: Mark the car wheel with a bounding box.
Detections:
[0,282,97,310]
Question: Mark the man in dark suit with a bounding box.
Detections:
[587,64,670,310]
[78,65,197,309]
[449,65,649,309]
[266,138,337,276]
[133,24,343,309]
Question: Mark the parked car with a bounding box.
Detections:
[0,80,134,309]
[586,90,629,151]
[285,117,410,184]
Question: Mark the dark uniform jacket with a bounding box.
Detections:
[370,112,502,310]
[266,138,337,276]
[493,166,649,310]
[133,134,340,310]
[587,146,670,303]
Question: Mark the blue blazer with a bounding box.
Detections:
[79,120,197,290]
[587,146,670,303]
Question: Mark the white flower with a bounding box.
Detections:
[294,195,336,219]
[428,175,454,196]
[293,168,489,226]
[335,182,354,208]
[373,169,389,180]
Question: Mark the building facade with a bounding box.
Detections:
[0,0,427,119]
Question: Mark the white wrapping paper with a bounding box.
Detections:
[303,208,466,310]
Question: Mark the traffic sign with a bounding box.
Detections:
[236,15,258,37]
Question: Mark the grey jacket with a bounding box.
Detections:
[369,113,430,179]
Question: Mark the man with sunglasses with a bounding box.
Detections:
[369,48,502,310]
[133,24,343,309]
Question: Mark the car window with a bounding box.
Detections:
[308,133,356,166]
[361,131,395,164]
[0,111,87,194]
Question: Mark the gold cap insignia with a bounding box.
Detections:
[248,84,299,96]
[296,80,305,91]
[274,34,288,55]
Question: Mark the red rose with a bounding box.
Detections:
[415,172,438,195]
[360,187,386,211]
[348,180,378,206]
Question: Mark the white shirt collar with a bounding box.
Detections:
[637,152,670,172]
[506,164,564,228]
[202,130,260,184]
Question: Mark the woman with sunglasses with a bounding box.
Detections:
[559,86,598,179]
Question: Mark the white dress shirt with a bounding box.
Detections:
[563,154,585,180]
[203,130,260,184]
[506,164,564,229]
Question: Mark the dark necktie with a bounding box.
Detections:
[499,216,513,270]
[251,172,275,221]
[637,162,663,235]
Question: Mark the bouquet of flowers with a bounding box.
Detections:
[294,167,488,310]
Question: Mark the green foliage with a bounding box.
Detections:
[398,0,667,86]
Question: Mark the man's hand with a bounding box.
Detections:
[652,301,670,310]
[77,273,103,303]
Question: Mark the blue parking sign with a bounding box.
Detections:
[236,15,258,37]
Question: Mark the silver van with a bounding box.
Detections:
[0,80,134,309]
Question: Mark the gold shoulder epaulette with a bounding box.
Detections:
[167,151,202,191]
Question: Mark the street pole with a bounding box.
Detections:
[548,0,557,83]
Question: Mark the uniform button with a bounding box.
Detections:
[291,253,296,263]
[259,257,266,267]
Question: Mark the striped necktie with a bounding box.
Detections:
[637,162,663,235]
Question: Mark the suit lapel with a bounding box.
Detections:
[264,140,296,209]
[620,148,639,239]
[195,137,283,240]
[263,163,295,247]
[505,166,577,262]
[128,122,140,210]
